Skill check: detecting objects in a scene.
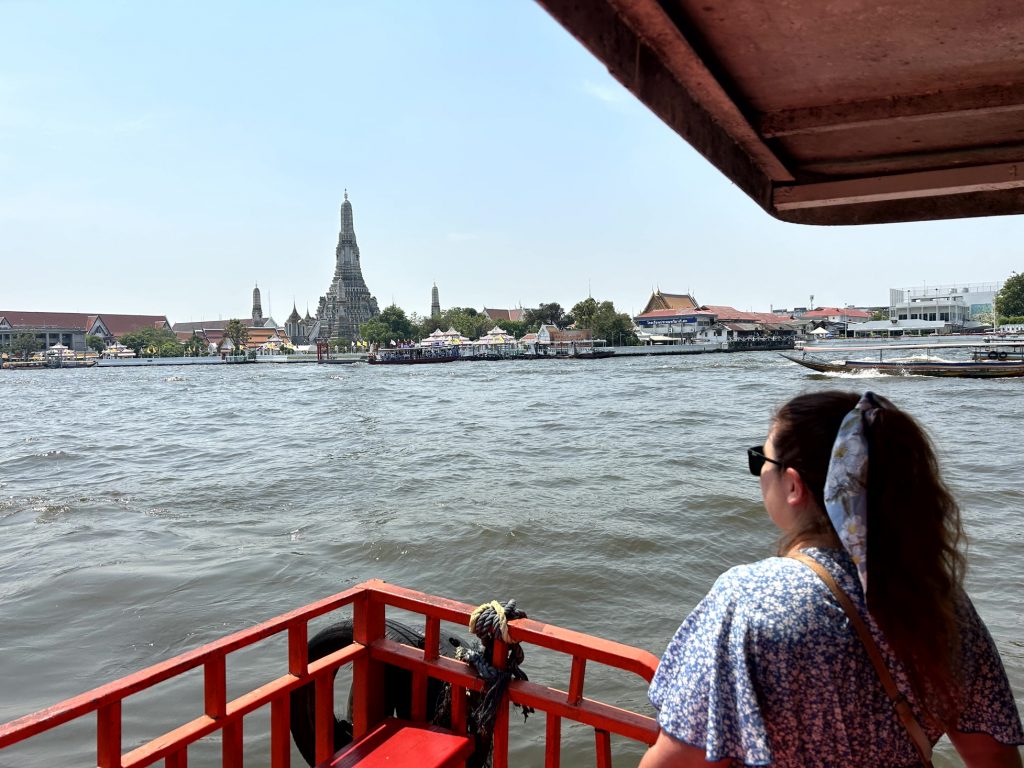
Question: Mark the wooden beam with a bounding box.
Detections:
[534,0,784,211]
[605,0,793,181]
[796,143,1024,177]
[774,162,1024,210]
[761,83,1024,138]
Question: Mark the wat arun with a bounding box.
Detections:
[316,192,380,341]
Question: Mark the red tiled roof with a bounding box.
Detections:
[0,311,171,336]
[483,308,525,322]
[172,320,229,333]
[801,307,872,319]
[0,311,92,329]
[96,314,171,337]
[697,305,790,324]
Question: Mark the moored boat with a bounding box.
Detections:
[95,355,253,367]
[2,357,96,370]
[368,347,462,365]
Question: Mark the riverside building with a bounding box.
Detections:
[889,283,1000,325]
[0,312,171,352]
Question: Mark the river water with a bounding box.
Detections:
[1,353,1021,766]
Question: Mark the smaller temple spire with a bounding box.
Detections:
[252,283,264,325]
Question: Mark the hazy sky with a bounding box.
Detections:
[2,2,1021,325]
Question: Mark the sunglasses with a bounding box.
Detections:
[748,446,784,476]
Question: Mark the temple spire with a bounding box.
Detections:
[317,192,379,340]
[252,283,264,325]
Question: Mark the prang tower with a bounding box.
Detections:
[252,283,264,325]
[431,283,441,318]
[316,192,379,341]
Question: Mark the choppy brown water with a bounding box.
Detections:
[1,354,1021,766]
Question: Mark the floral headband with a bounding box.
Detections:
[823,391,890,594]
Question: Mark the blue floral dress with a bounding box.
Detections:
[648,548,1024,766]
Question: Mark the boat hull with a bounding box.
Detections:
[94,356,252,367]
[367,355,460,365]
[2,359,95,370]
[781,353,1024,378]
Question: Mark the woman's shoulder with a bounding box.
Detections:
[713,549,840,597]
[705,549,857,631]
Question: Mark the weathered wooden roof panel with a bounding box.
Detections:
[536,0,1024,224]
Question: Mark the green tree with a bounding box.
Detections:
[523,302,566,330]
[223,319,249,351]
[120,326,181,356]
[417,308,492,340]
[11,333,43,360]
[85,334,107,354]
[570,298,599,330]
[870,310,888,321]
[183,332,206,356]
[994,272,1024,318]
[378,304,415,340]
[570,297,638,345]
[158,342,183,357]
[359,318,394,345]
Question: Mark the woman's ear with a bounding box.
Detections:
[784,467,810,509]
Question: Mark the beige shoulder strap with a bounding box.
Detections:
[788,551,934,767]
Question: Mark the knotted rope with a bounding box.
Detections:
[455,600,533,756]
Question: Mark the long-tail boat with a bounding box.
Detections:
[782,342,1024,378]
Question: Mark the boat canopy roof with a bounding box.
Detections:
[801,341,1024,352]
[536,0,1024,225]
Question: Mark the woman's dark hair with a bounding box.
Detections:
[772,390,965,724]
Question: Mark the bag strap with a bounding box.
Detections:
[788,551,934,767]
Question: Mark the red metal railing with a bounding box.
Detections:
[0,580,659,767]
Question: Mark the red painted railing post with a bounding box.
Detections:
[595,728,612,768]
[205,656,227,718]
[314,673,334,764]
[545,714,561,768]
[288,621,308,676]
[490,637,510,768]
[412,616,441,722]
[97,701,121,768]
[352,591,387,739]
[222,719,243,768]
[568,656,587,705]
[270,694,290,768]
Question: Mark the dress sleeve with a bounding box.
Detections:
[648,568,773,765]
[954,594,1024,745]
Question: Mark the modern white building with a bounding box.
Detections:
[888,283,1000,325]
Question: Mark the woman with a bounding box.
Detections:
[641,391,1022,767]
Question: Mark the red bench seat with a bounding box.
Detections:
[319,718,475,768]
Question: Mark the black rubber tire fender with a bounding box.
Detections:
[988,350,999,360]
[998,351,1008,360]
[289,618,470,767]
